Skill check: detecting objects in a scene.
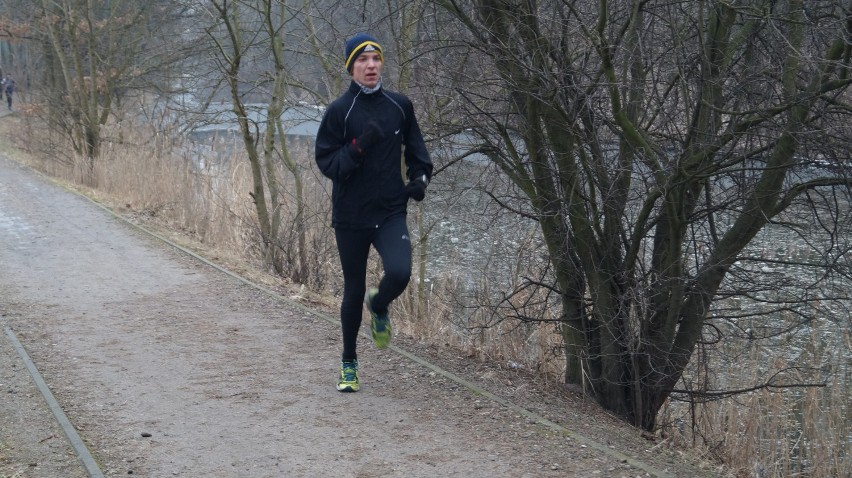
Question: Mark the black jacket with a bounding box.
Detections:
[315,81,432,229]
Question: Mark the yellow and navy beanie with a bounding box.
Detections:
[344,33,383,73]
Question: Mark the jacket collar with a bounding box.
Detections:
[349,79,382,95]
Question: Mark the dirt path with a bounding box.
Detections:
[0,153,722,477]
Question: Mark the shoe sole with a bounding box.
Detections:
[337,383,359,392]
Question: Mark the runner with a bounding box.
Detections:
[315,32,433,392]
[4,76,15,110]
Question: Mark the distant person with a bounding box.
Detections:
[315,33,433,392]
[4,76,15,110]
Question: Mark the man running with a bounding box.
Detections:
[315,33,433,392]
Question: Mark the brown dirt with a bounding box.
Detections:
[0,147,729,477]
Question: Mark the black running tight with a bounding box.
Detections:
[334,215,412,361]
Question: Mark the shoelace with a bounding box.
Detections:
[342,364,358,381]
[374,315,389,331]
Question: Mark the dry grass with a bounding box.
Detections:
[659,327,850,478]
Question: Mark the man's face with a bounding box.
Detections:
[351,51,383,88]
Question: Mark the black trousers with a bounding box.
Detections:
[334,214,411,361]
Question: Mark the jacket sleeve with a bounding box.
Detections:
[315,105,361,181]
[402,101,433,183]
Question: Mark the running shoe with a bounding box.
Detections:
[336,359,359,392]
[365,287,391,349]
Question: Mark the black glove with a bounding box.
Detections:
[405,177,427,202]
[352,121,384,154]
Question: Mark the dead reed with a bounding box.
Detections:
[659,324,850,478]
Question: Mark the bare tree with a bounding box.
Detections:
[0,2,35,83]
[33,0,194,183]
[434,0,852,430]
[205,0,316,280]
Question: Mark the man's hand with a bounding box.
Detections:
[352,121,384,154]
[405,177,428,202]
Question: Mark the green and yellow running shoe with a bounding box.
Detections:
[336,359,359,392]
[365,287,391,349]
